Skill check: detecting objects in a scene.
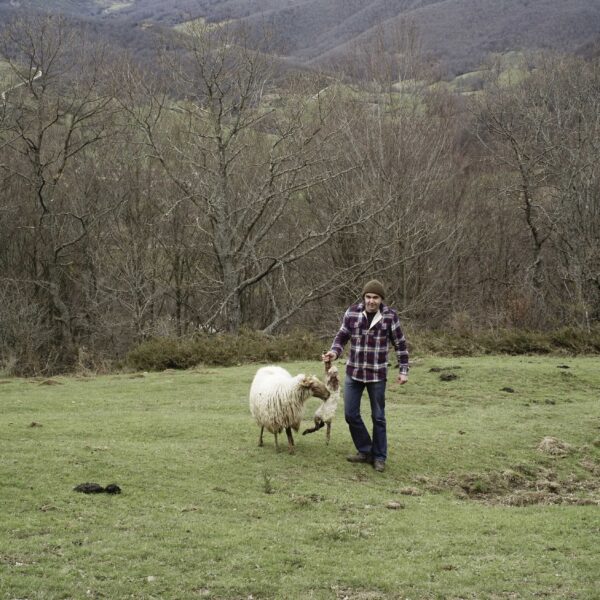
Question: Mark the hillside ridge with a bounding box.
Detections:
[1,0,599,74]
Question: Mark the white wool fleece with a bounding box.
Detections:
[249,366,312,434]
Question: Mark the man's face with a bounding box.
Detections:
[364,293,382,313]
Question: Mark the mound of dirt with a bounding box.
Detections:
[420,463,599,506]
[501,491,599,507]
[440,373,459,381]
[537,436,574,456]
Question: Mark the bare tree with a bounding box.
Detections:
[316,32,466,329]
[116,23,396,334]
[0,15,118,367]
[470,56,558,312]
[470,52,600,327]
[536,55,600,327]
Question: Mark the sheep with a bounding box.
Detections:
[249,365,330,454]
[302,360,340,444]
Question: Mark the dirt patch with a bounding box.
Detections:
[291,493,324,506]
[500,491,599,507]
[418,463,600,506]
[39,379,62,385]
[580,457,600,475]
[191,368,220,375]
[0,554,33,566]
[537,436,574,456]
[333,587,389,600]
[440,372,459,381]
[350,471,370,483]
[397,486,422,496]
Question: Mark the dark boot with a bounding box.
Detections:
[373,459,385,472]
[346,452,374,464]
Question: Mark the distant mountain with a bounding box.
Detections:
[1,0,600,74]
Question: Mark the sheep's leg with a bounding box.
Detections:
[326,422,331,445]
[274,431,280,452]
[258,426,264,447]
[285,427,295,454]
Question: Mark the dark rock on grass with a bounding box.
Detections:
[430,366,462,373]
[440,373,458,381]
[74,482,105,493]
[74,482,121,494]
[557,365,570,369]
[501,387,515,393]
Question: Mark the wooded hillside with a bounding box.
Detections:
[1,14,600,374]
[1,0,600,74]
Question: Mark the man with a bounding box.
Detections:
[322,279,409,472]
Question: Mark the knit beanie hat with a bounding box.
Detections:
[362,279,385,299]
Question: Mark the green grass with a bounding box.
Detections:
[95,0,133,12]
[173,16,234,33]
[173,16,208,31]
[1,356,599,599]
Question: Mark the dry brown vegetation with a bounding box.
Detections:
[1,14,600,374]
[415,457,600,507]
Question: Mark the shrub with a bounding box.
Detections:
[125,329,325,371]
[126,337,196,370]
[549,327,600,353]
[125,326,600,372]
[407,326,600,357]
[481,330,552,355]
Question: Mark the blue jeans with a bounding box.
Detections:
[344,376,387,462]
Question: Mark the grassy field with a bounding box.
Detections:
[1,356,599,599]
[173,17,234,33]
[95,0,133,13]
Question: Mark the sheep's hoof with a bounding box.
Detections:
[288,447,296,455]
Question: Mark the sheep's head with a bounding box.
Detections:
[301,375,330,400]
[325,365,339,392]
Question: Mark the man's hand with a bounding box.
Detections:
[397,374,408,385]
[322,351,337,363]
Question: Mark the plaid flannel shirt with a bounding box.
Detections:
[330,302,409,383]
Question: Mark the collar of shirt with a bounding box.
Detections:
[362,309,382,329]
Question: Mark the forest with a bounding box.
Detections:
[1,14,599,374]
